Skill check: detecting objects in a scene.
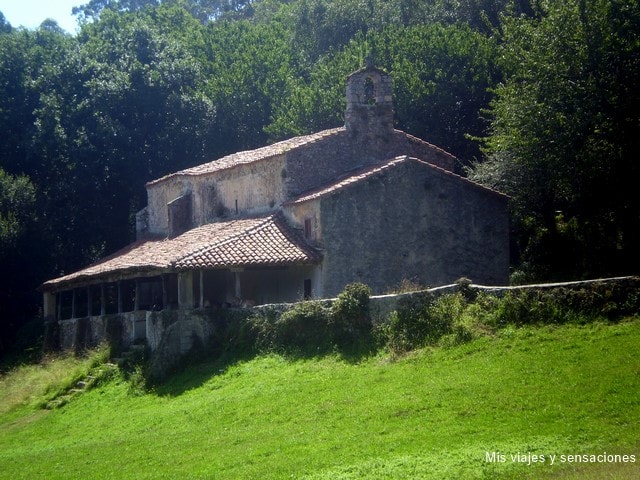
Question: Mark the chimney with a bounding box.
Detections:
[345,65,394,138]
[167,192,192,238]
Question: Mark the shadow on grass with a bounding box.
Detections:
[150,334,379,398]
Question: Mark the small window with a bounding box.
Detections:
[304,279,312,299]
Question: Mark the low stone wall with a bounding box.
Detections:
[57,311,149,353]
[370,276,640,321]
[49,276,640,379]
[147,275,640,377]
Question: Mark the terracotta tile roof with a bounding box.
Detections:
[175,213,321,269]
[147,128,344,186]
[41,214,320,291]
[287,156,509,205]
[145,125,460,188]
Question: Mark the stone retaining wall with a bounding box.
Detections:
[49,276,640,378]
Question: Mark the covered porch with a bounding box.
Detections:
[44,264,320,321]
[40,213,322,351]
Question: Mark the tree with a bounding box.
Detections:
[0,169,41,355]
[0,11,12,33]
[42,7,218,266]
[267,24,499,165]
[472,0,640,280]
[73,0,160,23]
[202,18,298,154]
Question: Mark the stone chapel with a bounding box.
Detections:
[41,65,509,350]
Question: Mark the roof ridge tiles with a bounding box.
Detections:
[147,128,345,186]
[287,155,509,205]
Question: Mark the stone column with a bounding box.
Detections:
[43,291,57,320]
[162,275,168,310]
[199,270,204,308]
[87,286,93,317]
[232,269,243,300]
[134,279,141,311]
[100,284,106,316]
[178,271,194,309]
[117,281,123,314]
[71,289,77,319]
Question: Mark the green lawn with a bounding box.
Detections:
[1,320,639,479]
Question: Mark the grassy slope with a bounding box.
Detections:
[1,320,639,479]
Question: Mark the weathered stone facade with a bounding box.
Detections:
[285,157,508,297]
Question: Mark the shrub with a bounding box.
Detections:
[424,293,465,343]
[221,316,263,357]
[489,290,589,327]
[381,293,471,353]
[330,283,372,347]
[274,301,332,354]
[385,278,427,294]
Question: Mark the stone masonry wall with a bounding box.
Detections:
[316,159,509,297]
[283,131,457,200]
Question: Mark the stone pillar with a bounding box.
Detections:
[133,279,140,311]
[43,291,57,320]
[71,289,77,319]
[232,269,242,300]
[117,281,123,314]
[178,272,194,309]
[100,284,106,316]
[199,270,204,308]
[162,275,168,310]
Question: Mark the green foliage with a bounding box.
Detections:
[486,283,640,328]
[329,282,371,347]
[380,293,467,353]
[274,300,332,353]
[473,0,640,279]
[0,169,36,251]
[268,23,499,162]
[213,283,374,358]
[378,280,640,355]
[0,169,41,354]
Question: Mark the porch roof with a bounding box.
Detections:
[41,214,321,292]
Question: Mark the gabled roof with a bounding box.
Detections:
[287,156,509,205]
[41,214,320,291]
[147,128,343,186]
[146,127,458,187]
[175,213,321,269]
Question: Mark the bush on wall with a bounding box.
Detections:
[274,300,332,354]
[171,278,640,369]
[330,282,372,347]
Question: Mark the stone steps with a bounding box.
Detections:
[45,362,120,410]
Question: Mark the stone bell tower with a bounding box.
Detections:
[345,63,394,139]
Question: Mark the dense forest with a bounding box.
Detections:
[1,0,638,356]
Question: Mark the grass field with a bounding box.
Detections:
[1,319,639,479]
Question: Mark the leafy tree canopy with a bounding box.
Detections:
[472,0,640,280]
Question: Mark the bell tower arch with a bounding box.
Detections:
[345,64,394,138]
